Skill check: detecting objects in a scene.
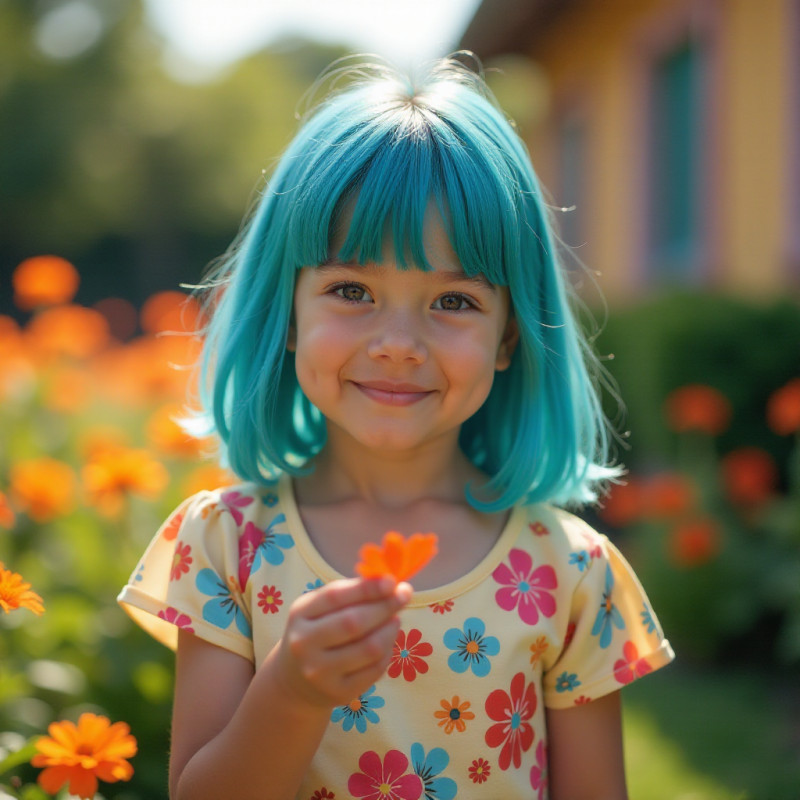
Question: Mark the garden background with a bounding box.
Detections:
[1,1,799,798]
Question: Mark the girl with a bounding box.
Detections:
[119,57,674,800]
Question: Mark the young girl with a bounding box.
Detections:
[119,57,674,800]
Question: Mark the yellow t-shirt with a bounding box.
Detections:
[118,476,674,799]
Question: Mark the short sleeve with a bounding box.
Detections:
[117,491,254,661]
[542,533,674,708]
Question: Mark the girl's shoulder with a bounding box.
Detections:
[514,502,608,557]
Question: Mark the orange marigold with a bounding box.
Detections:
[83,446,169,516]
[598,479,644,528]
[721,447,778,507]
[10,457,77,522]
[32,713,137,800]
[641,473,696,519]
[147,403,210,458]
[140,290,205,335]
[0,562,44,615]
[0,491,15,529]
[26,304,110,360]
[664,384,732,436]
[766,378,800,435]
[355,531,438,582]
[12,255,80,310]
[668,517,722,568]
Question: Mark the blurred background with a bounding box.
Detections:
[1,0,799,798]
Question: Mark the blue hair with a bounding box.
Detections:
[194,57,620,511]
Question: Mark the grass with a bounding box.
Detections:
[623,660,800,800]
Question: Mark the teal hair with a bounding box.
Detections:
[194,57,620,511]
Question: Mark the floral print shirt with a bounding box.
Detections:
[118,477,674,800]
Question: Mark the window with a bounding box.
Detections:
[647,39,708,281]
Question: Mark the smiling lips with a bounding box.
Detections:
[354,380,433,407]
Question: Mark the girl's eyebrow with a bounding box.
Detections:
[316,260,496,292]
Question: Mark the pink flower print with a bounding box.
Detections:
[348,750,423,800]
[388,629,433,682]
[219,490,254,526]
[157,607,194,633]
[529,740,548,799]
[492,548,557,625]
[614,641,653,685]
[484,672,536,770]
[170,541,192,582]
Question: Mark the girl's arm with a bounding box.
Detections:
[169,577,410,800]
[545,691,629,800]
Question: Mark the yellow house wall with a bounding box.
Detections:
[524,0,795,300]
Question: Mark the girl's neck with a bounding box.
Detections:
[296,428,482,511]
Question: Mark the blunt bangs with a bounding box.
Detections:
[196,58,620,510]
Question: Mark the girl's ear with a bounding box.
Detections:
[495,316,519,372]
[286,323,297,352]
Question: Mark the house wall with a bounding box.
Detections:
[522,0,797,301]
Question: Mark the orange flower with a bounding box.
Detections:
[181,464,238,497]
[0,562,44,615]
[83,446,169,516]
[140,291,205,335]
[32,713,137,800]
[767,378,800,435]
[598,479,644,527]
[93,297,139,341]
[529,635,549,665]
[147,403,211,458]
[10,458,77,522]
[664,384,732,436]
[355,531,438,582]
[668,517,722,568]
[721,447,778,507]
[26,304,110,360]
[12,255,80,310]
[434,696,475,734]
[0,491,15,529]
[641,473,696,519]
[43,364,94,413]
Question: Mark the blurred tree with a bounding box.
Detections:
[0,0,347,320]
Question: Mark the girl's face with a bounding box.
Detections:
[288,216,518,457]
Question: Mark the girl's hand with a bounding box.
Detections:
[274,576,412,708]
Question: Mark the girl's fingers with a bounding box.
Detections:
[298,576,401,620]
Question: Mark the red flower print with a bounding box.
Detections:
[493,548,557,625]
[348,750,423,800]
[309,789,335,800]
[468,757,491,784]
[388,629,432,682]
[170,542,192,582]
[530,740,548,799]
[564,622,577,649]
[574,696,591,705]
[613,641,653,685]
[162,511,183,541]
[157,607,194,633]
[429,599,454,614]
[220,490,254,526]
[434,696,475,734]
[529,522,549,536]
[257,585,283,614]
[485,672,537,770]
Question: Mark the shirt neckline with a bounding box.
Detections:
[277,473,526,607]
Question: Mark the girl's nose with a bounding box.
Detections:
[366,309,427,364]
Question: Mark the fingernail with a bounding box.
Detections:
[396,582,413,604]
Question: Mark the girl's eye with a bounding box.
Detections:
[333,283,372,303]
[433,293,473,312]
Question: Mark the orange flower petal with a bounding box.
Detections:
[355,531,438,582]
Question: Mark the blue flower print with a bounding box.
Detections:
[641,603,657,634]
[569,551,590,572]
[196,568,251,637]
[410,743,457,800]
[303,578,324,593]
[330,685,385,733]
[555,671,581,693]
[133,564,144,583]
[591,564,625,648]
[261,492,278,508]
[443,617,500,677]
